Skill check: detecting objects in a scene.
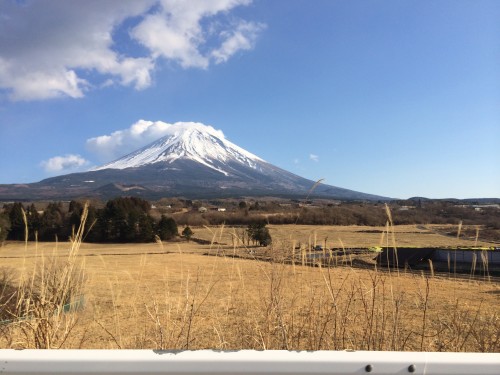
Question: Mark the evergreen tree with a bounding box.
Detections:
[6,202,25,241]
[181,226,194,242]
[138,215,155,242]
[0,213,11,243]
[26,204,41,239]
[157,215,178,241]
[39,202,65,241]
[101,199,129,242]
[68,200,84,214]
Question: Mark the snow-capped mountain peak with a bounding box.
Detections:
[93,122,264,176]
[1,121,387,201]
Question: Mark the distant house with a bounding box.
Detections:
[473,204,500,211]
[217,208,226,212]
[399,206,414,211]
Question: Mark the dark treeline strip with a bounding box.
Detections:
[1,198,499,243]
[1,197,178,243]
[174,202,499,228]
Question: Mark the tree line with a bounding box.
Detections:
[172,201,499,227]
[0,197,183,243]
[1,197,498,243]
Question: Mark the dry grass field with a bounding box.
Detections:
[193,223,497,248]
[0,223,498,351]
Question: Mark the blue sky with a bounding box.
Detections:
[0,0,499,199]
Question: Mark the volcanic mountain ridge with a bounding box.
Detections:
[0,123,388,200]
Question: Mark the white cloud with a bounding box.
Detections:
[40,154,90,173]
[309,154,319,162]
[211,21,265,64]
[131,0,263,69]
[0,1,155,100]
[0,0,263,101]
[86,119,225,161]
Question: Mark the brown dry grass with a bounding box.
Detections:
[0,224,498,351]
[197,224,497,248]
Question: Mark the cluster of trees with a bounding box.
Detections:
[2,202,73,242]
[246,222,272,246]
[88,197,179,243]
[1,198,188,243]
[1,197,498,243]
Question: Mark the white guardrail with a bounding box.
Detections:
[0,350,498,375]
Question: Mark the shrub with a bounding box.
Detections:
[182,226,194,242]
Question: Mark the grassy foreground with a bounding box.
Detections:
[0,222,498,351]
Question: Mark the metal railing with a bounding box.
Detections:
[0,350,499,375]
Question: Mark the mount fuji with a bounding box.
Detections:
[93,123,266,176]
[0,123,388,200]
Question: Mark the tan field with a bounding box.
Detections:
[200,223,497,248]
[0,224,498,351]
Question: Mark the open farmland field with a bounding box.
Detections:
[191,224,498,249]
[0,224,499,351]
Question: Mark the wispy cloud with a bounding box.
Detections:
[309,153,319,162]
[40,154,90,173]
[211,21,265,64]
[0,0,264,101]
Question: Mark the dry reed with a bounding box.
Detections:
[0,207,498,352]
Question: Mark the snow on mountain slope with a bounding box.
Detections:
[0,122,389,200]
[93,123,264,176]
